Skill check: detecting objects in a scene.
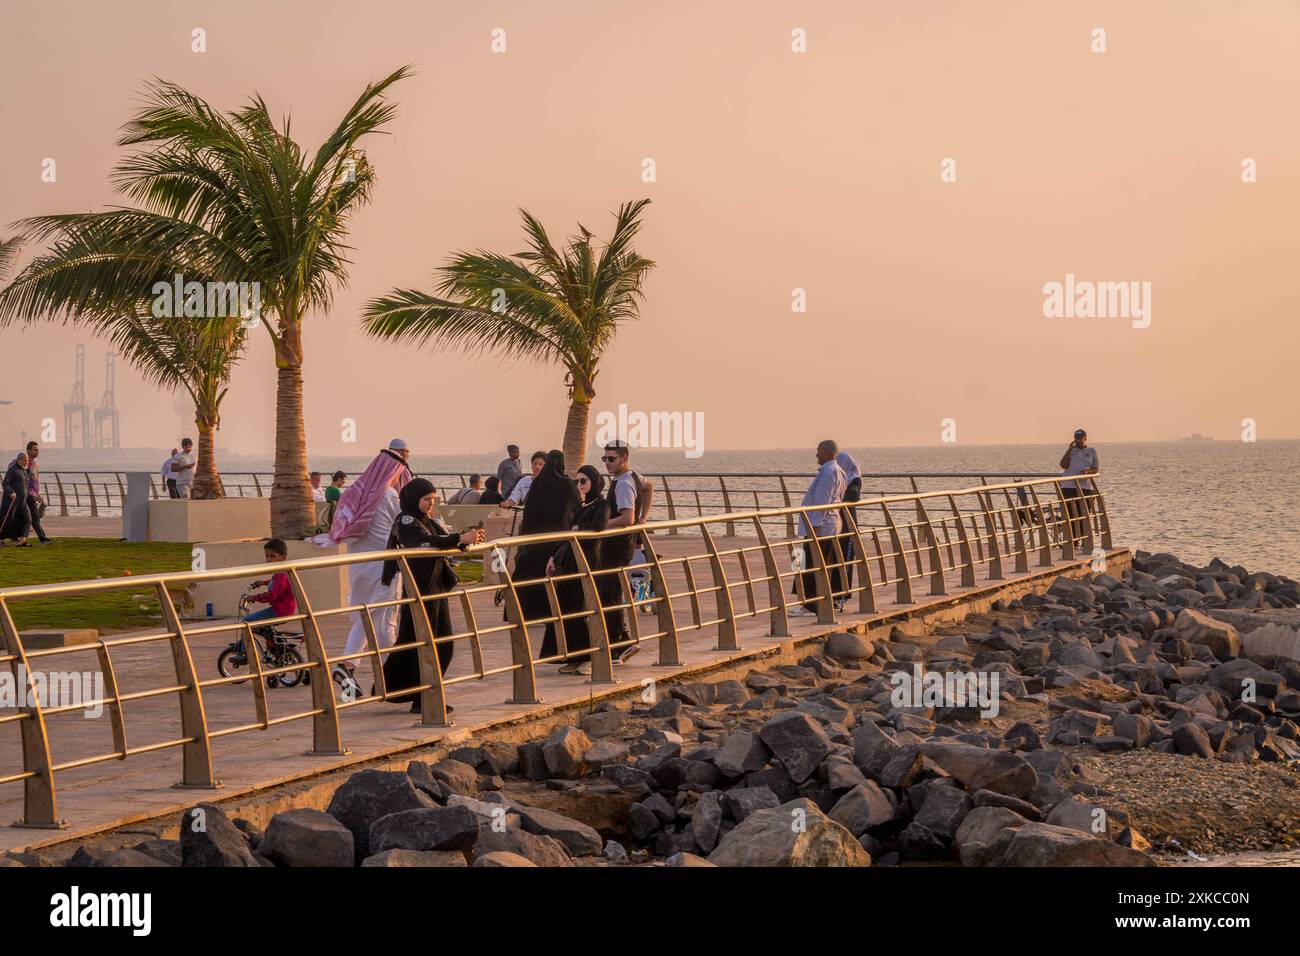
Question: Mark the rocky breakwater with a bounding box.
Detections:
[9,550,1299,869]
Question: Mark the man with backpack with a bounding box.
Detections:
[599,440,654,663]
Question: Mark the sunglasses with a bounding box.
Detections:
[600,455,621,462]
[576,476,590,483]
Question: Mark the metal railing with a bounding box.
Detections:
[0,475,1112,828]
[39,469,1066,526]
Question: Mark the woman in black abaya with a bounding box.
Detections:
[538,465,610,671]
[509,450,579,627]
[379,478,483,712]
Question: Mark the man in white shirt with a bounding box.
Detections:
[791,440,847,616]
[170,438,196,499]
[505,451,547,508]
[309,471,327,503]
[1058,428,1099,546]
[161,448,179,498]
[448,474,483,505]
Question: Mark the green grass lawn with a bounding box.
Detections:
[0,538,191,632]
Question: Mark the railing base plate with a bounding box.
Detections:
[11,819,69,830]
[305,749,351,757]
[505,697,544,705]
[172,780,223,790]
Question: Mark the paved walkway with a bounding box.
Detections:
[0,533,1120,851]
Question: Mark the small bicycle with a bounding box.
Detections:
[216,584,309,688]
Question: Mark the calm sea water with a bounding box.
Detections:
[60,440,1300,578]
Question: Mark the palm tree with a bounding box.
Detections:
[363,199,655,468]
[0,67,412,534]
[0,238,17,281]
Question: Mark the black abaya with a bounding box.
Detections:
[538,496,610,659]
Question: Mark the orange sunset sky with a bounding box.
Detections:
[1,0,1297,454]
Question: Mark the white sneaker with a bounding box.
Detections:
[788,606,815,617]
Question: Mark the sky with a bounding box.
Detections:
[1,0,1297,459]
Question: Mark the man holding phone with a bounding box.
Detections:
[1059,428,1099,546]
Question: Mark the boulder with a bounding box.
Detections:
[180,804,259,868]
[259,808,354,867]
[758,713,833,783]
[827,782,895,837]
[917,742,1038,799]
[825,632,876,663]
[708,799,871,867]
[473,851,537,867]
[514,804,603,857]
[474,824,572,866]
[362,849,467,867]
[1174,609,1240,659]
[542,726,592,779]
[327,770,436,862]
[912,786,973,839]
[368,806,480,856]
[996,822,1155,866]
[691,791,725,853]
[954,807,1027,867]
[100,848,171,868]
[713,731,771,777]
[723,786,782,823]
[428,759,479,796]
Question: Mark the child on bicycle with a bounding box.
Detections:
[245,538,296,630]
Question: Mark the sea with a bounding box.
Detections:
[45,439,1300,579]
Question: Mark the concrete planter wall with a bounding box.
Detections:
[147,498,272,543]
[188,538,348,619]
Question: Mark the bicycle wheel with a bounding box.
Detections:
[217,646,251,684]
[274,646,306,688]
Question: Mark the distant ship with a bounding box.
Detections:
[1181,431,1214,441]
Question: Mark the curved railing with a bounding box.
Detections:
[39,469,1066,525]
[0,475,1111,828]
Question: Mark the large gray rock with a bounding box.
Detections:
[708,798,871,867]
[474,851,538,867]
[327,770,436,862]
[852,721,901,779]
[474,825,572,867]
[514,804,603,857]
[723,786,782,823]
[259,808,354,867]
[691,791,725,853]
[100,848,172,867]
[827,782,895,837]
[825,632,875,663]
[713,731,771,777]
[369,806,480,855]
[996,822,1155,867]
[1174,609,1241,658]
[180,804,259,868]
[917,742,1038,799]
[427,759,479,796]
[912,786,972,839]
[542,726,592,779]
[954,807,1027,867]
[362,849,467,867]
[758,713,833,783]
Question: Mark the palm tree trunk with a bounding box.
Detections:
[271,321,314,537]
[189,408,225,500]
[563,395,591,470]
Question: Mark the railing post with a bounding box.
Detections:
[0,598,65,828]
[251,474,262,497]
[778,476,795,539]
[660,476,679,535]
[914,499,947,596]
[719,477,735,537]
[640,534,682,664]
[976,490,1005,581]
[1025,485,1055,567]
[1053,482,1076,563]
[801,509,837,625]
[844,509,877,614]
[394,555,454,726]
[701,524,738,651]
[286,569,350,751]
[754,520,790,636]
[54,473,67,516]
[85,472,98,517]
[881,504,914,605]
[1001,485,1031,574]
[153,582,218,789]
[1091,478,1113,550]
[573,541,618,685]
[499,563,543,704]
[948,495,977,588]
